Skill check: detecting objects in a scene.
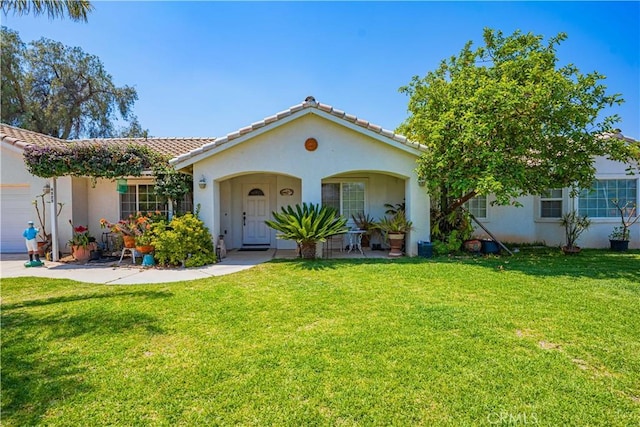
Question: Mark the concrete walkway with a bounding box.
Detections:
[0,249,296,285]
[0,247,390,285]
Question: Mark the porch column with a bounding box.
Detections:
[405,178,430,256]
[211,180,221,245]
[300,174,322,205]
[193,171,218,247]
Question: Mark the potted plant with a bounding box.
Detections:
[100,212,160,248]
[463,237,482,253]
[351,212,376,248]
[135,230,156,254]
[68,221,96,262]
[560,210,591,255]
[265,203,348,259]
[609,199,638,252]
[374,210,414,257]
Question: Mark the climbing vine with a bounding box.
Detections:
[24,143,158,179]
[23,143,193,201]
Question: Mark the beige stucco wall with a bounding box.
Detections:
[474,156,639,249]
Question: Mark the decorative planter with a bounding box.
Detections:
[123,235,136,248]
[464,239,482,253]
[135,245,154,254]
[609,239,629,252]
[72,245,92,262]
[387,233,405,257]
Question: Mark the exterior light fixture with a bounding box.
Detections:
[42,182,51,194]
[199,176,207,189]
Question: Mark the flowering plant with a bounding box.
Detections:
[68,220,93,248]
[100,212,164,247]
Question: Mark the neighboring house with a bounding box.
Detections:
[0,123,212,253]
[465,145,639,249]
[1,97,638,254]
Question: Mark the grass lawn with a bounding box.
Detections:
[2,249,639,426]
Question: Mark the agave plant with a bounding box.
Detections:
[265,203,348,259]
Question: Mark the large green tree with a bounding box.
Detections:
[399,28,639,236]
[1,0,93,22]
[1,26,144,139]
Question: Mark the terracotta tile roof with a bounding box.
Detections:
[0,123,215,157]
[71,137,216,158]
[171,97,423,166]
[0,124,67,149]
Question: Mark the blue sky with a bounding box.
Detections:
[3,1,639,139]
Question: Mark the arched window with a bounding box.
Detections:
[248,188,265,196]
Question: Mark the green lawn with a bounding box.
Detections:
[2,250,639,426]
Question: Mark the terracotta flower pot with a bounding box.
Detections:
[387,233,404,257]
[464,239,482,253]
[72,245,92,262]
[136,245,154,254]
[123,235,136,248]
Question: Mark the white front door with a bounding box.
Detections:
[242,184,270,245]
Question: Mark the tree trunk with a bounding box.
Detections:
[448,190,477,212]
[300,242,317,259]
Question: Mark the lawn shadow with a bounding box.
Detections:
[1,291,169,425]
[1,289,173,311]
[268,256,424,271]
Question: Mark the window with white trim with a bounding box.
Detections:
[120,184,166,219]
[119,184,193,219]
[321,181,365,220]
[540,189,563,218]
[578,179,637,218]
[465,195,487,218]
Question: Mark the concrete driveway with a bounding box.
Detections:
[0,249,291,285]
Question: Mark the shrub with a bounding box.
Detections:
[152,213,215,267]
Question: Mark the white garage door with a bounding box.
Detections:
[1,184,32,253]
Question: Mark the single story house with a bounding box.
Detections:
[1,96,638,255]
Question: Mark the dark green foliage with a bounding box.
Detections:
[23,143,158,179]
[399,28,639,218]
[1,26,142,139]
